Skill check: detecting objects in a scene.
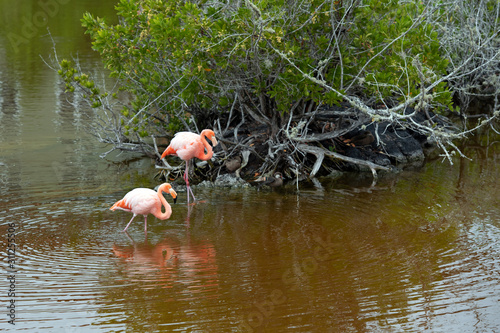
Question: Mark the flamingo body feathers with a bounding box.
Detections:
[111,188,164,217]
[162,130,217,161]
[110,183,177,232]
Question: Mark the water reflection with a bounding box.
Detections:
[185,155,499,333]
[93,205,221,332]
[0,147,499,332]
[111,230,218,291]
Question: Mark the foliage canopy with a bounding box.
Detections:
[60,0,453,137]
[57,0,499,176]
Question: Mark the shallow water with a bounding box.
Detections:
[1,158,499,332]
[1,1,500,332]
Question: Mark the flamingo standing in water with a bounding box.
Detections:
[160,129,218,204]
[110,183,177,232]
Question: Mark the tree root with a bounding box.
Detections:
[296,143,389,181]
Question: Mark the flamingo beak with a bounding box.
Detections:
[210,135,218,147]
[160,149,168,159]
[169,188,177,204]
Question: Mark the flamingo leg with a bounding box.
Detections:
[184,161,196,204]
[188,187,196,203]
[144,215,148,233]
[123,214,137,232]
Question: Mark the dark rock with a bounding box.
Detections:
[340,110,428,169]
[198,173,249,188]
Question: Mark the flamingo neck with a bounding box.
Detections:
[196,130,214,161]
[154,187,172,220]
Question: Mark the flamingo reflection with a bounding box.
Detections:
[112,231,218,291]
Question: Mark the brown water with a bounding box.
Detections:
[1,1,500,332]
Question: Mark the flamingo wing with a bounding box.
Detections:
[110,198,133,212]
[110,188,160,215]
[167,132,203,161]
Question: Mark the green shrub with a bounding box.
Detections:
[59,0,453,139]
[349,0,452,111]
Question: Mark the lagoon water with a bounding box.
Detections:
[1,1,499,332]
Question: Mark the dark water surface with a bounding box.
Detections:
[1,1,500,332]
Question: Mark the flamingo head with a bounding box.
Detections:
[159,183,177,204]
[202,129,218,147]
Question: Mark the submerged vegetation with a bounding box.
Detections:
[58,0,500,182]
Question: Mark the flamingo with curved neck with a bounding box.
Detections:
[110,183,177,232]
[161,129,218,204]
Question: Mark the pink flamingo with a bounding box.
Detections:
[160,129,218,204]
[110,183,177,232]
